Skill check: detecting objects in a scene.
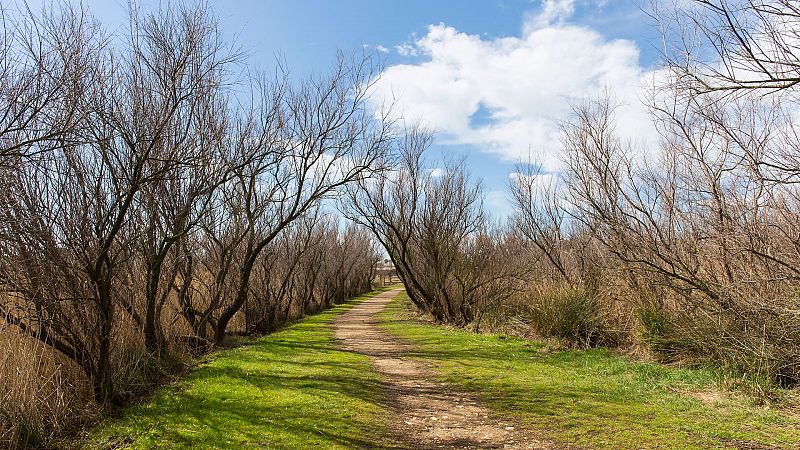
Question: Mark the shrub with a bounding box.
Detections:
[525,285,602,348]
[636,302,800,388]
[636,305,678,359]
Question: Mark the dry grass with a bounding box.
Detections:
[0,298,189,448]
[0,328,95,448]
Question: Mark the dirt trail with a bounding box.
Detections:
[332,288,555,449]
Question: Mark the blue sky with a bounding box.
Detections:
[19,0,660,217]
[216,1,660,70]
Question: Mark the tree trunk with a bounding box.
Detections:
[144,254,166,354]
[93,271,115,404]
[214,260,255,344]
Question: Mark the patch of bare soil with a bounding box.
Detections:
[332,289,559,449]
[685,389,724,405]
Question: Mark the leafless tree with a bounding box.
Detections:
[658,0,800,95]
[0,2,94,165]
[205,54,391,343]
[510,162,573,283]
[345,127,514,326]
[0,7,392,442]
[0,2,236,402]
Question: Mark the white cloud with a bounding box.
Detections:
[376,45,389,54]
[370,3,656,172]
[525,0,576,32]
[429,167,446,178]
[509,171,555,192]
[395,43,418,57]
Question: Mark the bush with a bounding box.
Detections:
[637,305,677,358]
[637,303,800,388]
[525,285,602,348]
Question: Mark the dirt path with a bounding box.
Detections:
[332,288,555,449]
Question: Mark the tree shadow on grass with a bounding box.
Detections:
[91,327,404,449]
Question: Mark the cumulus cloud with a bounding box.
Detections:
[370,2,656,171]
[395,42,419,57]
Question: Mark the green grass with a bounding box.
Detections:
[83,288,400,450]
[379,292,800,449]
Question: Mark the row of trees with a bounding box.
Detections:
[0,4,385,439]
[345,128,521,328]
[524,0,800,385]
[5,0,800,446]
[364,0,800,387]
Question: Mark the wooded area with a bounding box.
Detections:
[0,3,383,445]
[2,1,800,448]
[349,0,800,388]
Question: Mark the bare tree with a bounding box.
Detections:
[345,127,513,326]
[510,162,573,283]
[209,55,392,343]
[0,2,236,402]
[0,2,94,165]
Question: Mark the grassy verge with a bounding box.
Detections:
[379,292,800,449]
[82,288,399,450]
